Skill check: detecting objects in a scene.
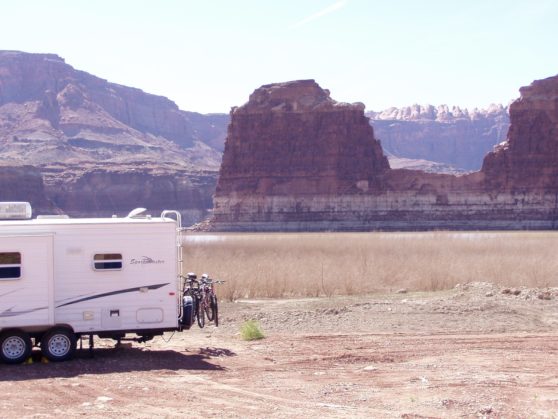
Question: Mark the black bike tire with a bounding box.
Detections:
[213,297,219,327]
[197,297,205,328]
[205,294,215,322]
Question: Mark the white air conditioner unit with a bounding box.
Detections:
[0,202,33,220]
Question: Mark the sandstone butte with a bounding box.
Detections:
[211,77,558,231]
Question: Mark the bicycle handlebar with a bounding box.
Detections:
[182,274,225,285]
[201,279,226,285]
[181,276,200,284]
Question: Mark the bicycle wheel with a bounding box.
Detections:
[211,295,219,327]
[196,296,205,328]
[205,294,215,322]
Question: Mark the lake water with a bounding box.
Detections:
[183,230,558,243]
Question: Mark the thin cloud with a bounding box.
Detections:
[291,0,348,29]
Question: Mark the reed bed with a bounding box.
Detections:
[182,231,558,300]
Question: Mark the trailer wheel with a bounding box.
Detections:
[0,330,32,364]
[41,328,77,362]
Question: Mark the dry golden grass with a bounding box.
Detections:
[182,232,558,300]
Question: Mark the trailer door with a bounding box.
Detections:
[0,235,54,329]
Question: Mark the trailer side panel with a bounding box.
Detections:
[0,235,54,330]
[51,223,179,334]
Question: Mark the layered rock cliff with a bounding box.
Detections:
[0,51,222,220]
[0,166,55,214]
[481,74,558,192]
[41,164,216,224]
[211,76,558,231]
[368,104,509,171]
[0,51,225,159]
[205,104,509,175]
[217,80,389,197]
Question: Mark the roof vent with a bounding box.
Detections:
[126,208,147,218]
[0,202,32,220]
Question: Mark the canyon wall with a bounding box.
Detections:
[0,166,55,214]
[4,51,555,229]
[40,164,216,224]
[0,51,225,154]
[481,74,558,192]
[211,76,558,231]
[0,51,220,220]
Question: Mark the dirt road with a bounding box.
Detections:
[1,283,557,418]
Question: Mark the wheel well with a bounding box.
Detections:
[33,325,76,343]
[50,324,74,332]
[0,328,25,335]
[0,328,32,342]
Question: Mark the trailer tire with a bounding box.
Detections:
[0,330,32,364]
[41,327,77,362]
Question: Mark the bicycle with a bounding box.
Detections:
[200,274,225,327]
[181,273,205,328]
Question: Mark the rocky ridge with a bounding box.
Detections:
[368,103,507,122]
[211,75,558,231]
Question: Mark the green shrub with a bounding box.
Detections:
[240,320,265,341]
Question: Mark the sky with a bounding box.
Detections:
[2,0,558,114]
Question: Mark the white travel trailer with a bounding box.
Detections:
[0,202,192,364]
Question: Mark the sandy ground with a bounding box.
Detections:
[1,282,558,418]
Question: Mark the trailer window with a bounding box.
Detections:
[93,253,123,270]
[0,252,21,279]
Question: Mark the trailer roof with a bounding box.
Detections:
[0,216,177,227]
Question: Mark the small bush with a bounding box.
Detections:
[240,320,265,341]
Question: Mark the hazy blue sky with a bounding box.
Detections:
[2,0,557,113]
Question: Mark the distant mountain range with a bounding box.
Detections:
[0,51,227,170]
[0,50,510,176]
[0,51,224,221]
[367,104,510,172]
[0,50,510,221]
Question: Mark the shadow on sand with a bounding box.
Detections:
[0,345,235,381]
